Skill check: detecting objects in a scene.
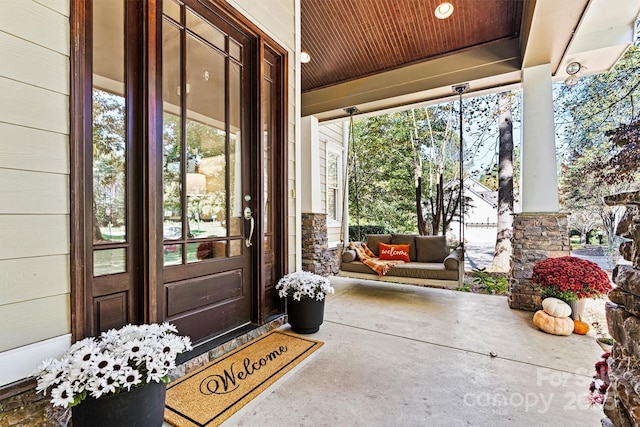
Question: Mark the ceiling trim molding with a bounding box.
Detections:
[302,39,520,119]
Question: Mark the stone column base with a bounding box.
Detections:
[509,212,570,311]
[301,213,339,276]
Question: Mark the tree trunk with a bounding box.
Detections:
[442,187,460,237]
[430,176,440,235]
[416,176,428,235]
[431,173,445,235]
[491,92,514,272]
[439,173,446,236]
[93,203,104,242]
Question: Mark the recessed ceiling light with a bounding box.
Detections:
[564,75,579,87]
[435,2,454,19]
[300,51,311,63]
[566,61,581,75]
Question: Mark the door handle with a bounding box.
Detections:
[244,206,254,247]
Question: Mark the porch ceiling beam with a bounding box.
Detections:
[302,39,521,122]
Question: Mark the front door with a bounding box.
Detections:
[74,0,286,345]
[160,0,255,343]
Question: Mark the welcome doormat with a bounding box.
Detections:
[164,331,323,426]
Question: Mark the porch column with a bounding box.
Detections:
[342,120,350,245]
[520,64,559,212]
[509,64,570,311]
[300,116,321,213]
[300,116,332,275]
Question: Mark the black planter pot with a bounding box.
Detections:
[287,296,325,334]
[71,380,166,427]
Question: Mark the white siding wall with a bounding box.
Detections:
[318,122,344,246]
[0,0,72,385]
[227,0,299,270]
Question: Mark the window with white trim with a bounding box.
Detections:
[326,150,341,222]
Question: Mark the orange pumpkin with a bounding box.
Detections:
[533,310,573,336]
[573,319,590,335]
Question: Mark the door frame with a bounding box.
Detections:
[70,0,288,342]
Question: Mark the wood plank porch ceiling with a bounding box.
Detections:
[301,0,523,92]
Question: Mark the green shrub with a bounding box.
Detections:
[348,225,393,242]
[471,268,509,295]
[456,282,472,293]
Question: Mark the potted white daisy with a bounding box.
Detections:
[276,271,335,334]
[34,322,192,427]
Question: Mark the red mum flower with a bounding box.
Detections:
[532,256,612,301]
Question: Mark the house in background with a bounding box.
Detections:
[450,178,522,245]
[1,0,638,423]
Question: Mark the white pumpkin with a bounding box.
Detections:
[542,297,572,318]
[533,310,574,336]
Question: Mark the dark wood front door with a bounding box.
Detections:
[73,0,287,345]
[160,1,255,343]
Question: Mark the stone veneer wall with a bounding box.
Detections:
[301,213,339,276]
[603,191,640,427]
[0,317,286,426]
[509,213,571,311]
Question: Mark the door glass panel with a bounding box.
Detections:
[229,239,242,257]
[229,61,242,237]
[229,40,241,61]
[189,241,227,263]
[164,244,182,266]
[186,34,227,240]
[92,0,126,246]
[163,21,183,248]
[263,61,273,250]
[163,4,249,267]
[187,9,225,51]
[94,248,127,276]
[163,0,181,23]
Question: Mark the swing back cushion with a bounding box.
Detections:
[415,236,450,263]
[378,243,411,262]
[366,234,392,256]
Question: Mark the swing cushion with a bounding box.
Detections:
[342,249,357,263]
[366,234,392,256]
[415,236,450,263]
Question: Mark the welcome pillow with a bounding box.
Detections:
[378,243,410,262]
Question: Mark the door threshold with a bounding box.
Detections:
[175,315,286,367]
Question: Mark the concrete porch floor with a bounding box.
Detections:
[224,276,606,426]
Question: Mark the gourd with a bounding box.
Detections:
[573,319,590,335]
[533,310,573,336]
[542,297,572,318]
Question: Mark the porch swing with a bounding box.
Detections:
[337,88,467,289]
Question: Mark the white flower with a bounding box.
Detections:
[160,322,178,334]
[50,383,75,408]
[35,323,191,408]
[121,339,145,359]
[69,338,100,365]
[121,367,142,390]
[275,271,334,301]
[35,358,65,393]
[144,357,166,383]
